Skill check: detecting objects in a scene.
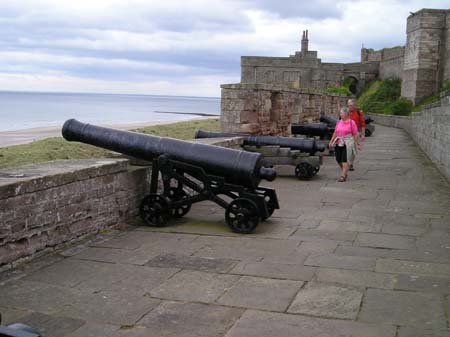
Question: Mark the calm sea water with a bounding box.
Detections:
[0,91,220,132]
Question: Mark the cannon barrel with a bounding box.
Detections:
[62,119,276,188]
[195,130,325,154]
[319,115,338,126]
[291,122,331,137]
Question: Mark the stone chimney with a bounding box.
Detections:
[301,30,309,54]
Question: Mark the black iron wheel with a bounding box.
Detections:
[140,193,171,227]
[225,198,260,234]
[168,187,191,218]
[295,162,314,180]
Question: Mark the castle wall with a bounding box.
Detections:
[379,47,405,79]
[220,83,350,135]
[401,9,448,104]
[0,159,150,269]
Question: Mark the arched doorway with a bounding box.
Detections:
[343,76,359,95]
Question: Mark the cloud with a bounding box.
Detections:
[239,0,343,19]
[0,0,448,96]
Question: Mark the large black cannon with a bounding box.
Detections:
[291,122,333,140]
[194,130,325,155]
[195,130,324,180]
[62,119,279,234]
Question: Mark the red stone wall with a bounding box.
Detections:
[221,83,350,135]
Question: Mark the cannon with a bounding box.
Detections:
[62,119,279,234]
[364,116,375,136]
[319,115,338,127]
[194,130,325,155]
[291,122,333,140]
[195,130,323,180]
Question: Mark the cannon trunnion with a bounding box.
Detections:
[62,119,279,234]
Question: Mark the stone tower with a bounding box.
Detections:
[401,9,450,104]
[301,30,309,54]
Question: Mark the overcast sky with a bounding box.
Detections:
[0,0,448,97]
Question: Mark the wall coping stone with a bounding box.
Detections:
[0,159,129,199]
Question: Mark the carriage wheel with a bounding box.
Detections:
[140,194,171,227]
[295,162,314,180]
[225,198,260,234]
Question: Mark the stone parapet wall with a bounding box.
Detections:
[221,83,350,135]
[369,91,450,181]
[0,159,150,269]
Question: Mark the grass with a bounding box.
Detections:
[358,78,401,114]
[0,118,220,169]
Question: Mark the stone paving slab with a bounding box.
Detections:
[15,312,84,337]
[217,276,303,312]
[230,261,316,281]
[225,310,396,337]
[314,268,397,289]
[22,259,179,293]
[145,253,237,273]
[358,288,447,329]
[287,282,364,319]
[376,258,450,277]
[304,253,376,271]
[66,323,120,337]
[397,327,450,337]
[354,232,416,249]
[149,270,241,303]
[127,301,243,337]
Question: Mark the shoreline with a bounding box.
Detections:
[0,116,218,148]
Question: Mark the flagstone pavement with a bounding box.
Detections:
[1,124,449,337]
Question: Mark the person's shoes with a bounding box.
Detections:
[338,175,347,182]
[349,164,354,171]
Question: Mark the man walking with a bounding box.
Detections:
[348,99,365,171]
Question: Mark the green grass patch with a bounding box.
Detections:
[358,78,402,114]
[0,118,220,169]
[324,86,353,96]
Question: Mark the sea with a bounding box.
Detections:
[0,91,220,132]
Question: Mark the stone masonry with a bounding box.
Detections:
[0,159,150,270]
[240,30,378,95]
[236,8,450,107]
[401,9,450,104]
[221,83,349,135]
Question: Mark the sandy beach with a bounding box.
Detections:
[0,117,216,148]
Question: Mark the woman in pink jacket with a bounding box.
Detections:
[328,107,362,182]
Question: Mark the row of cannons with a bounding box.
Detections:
[61,119,328,235]
[60,117,373,235]
[292,115,375,140]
